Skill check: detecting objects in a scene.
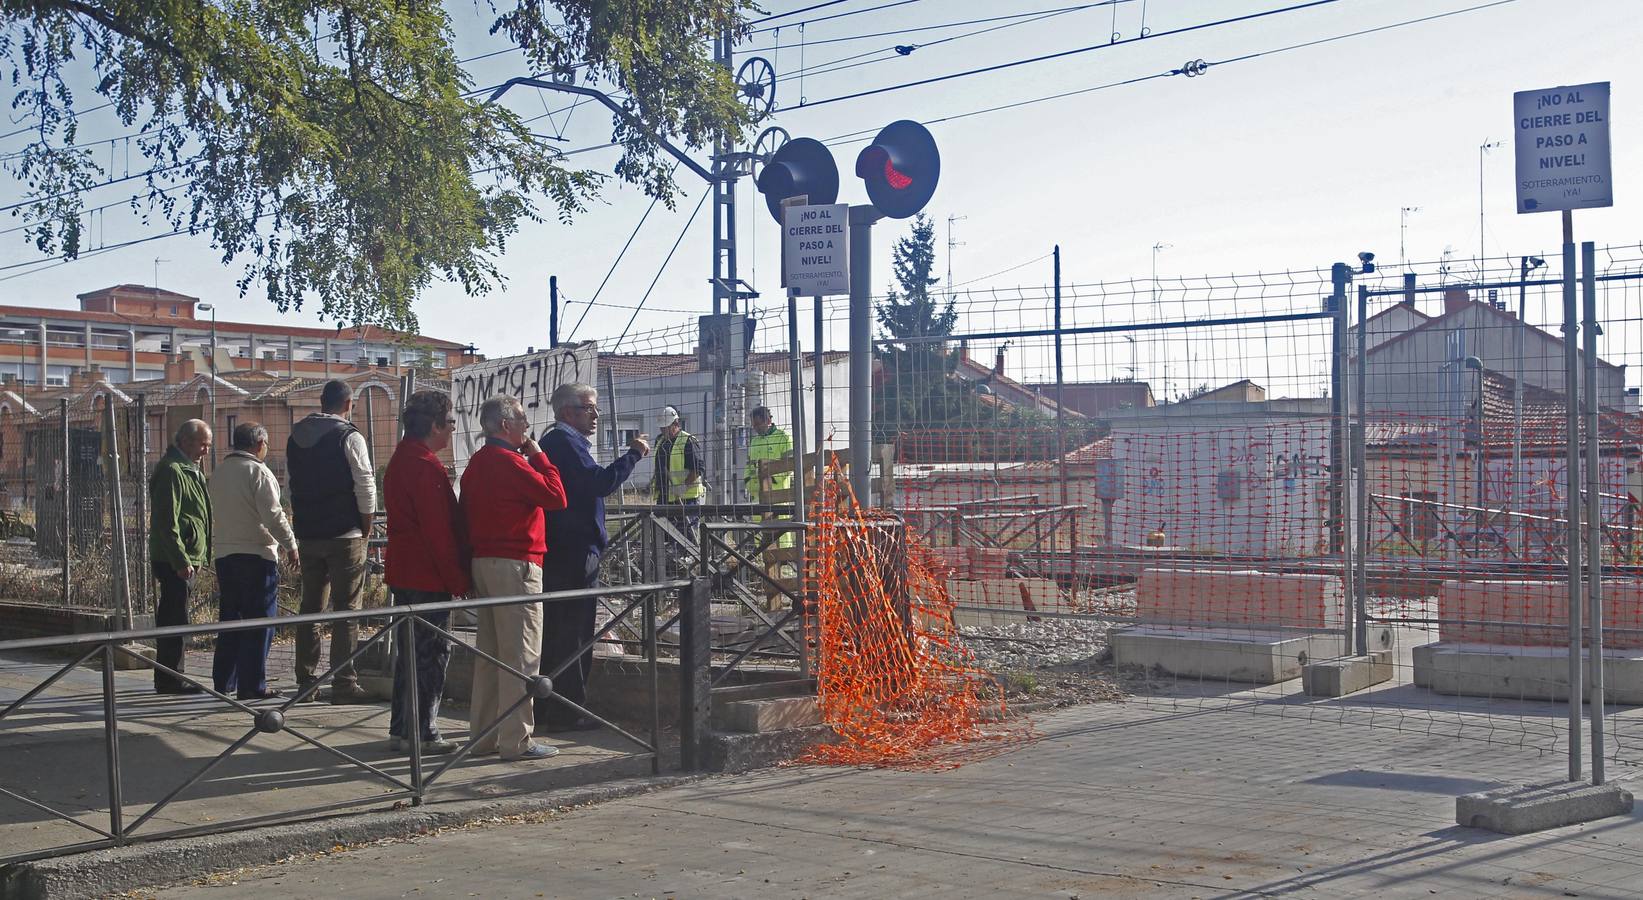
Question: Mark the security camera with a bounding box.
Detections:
[1528,256,1546,268]
[1357,251,1376,274]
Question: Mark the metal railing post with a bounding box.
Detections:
[646,588,660,775]
[402,613,423,804]
[102,643,124,844]
[678,576,712,771]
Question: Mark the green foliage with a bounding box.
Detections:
[0,0,756,330]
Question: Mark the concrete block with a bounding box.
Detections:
[1136,568,1342,630]
[712,696,822,733]
[1413,642,1643,704]
[1412,641,1437,688]
[1456,780,1633,834]
[1109,625,1344,684]
[1440,579,1643,649]
[1302,651,1394,697]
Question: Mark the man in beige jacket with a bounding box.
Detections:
[209,422,299,700]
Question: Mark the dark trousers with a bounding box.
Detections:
[151,562,192,690]
[295,536,367,689]
[389,589,452,742]
[537,550,601,725]
[211,554,279,697]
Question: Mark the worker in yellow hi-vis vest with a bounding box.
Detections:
[744,406,794,550]
[652,406,703,532]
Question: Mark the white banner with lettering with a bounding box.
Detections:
[450,342,598,474]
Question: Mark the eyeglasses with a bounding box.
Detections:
[573,404,599,414]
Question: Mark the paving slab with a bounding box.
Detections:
[154,702,1643,899]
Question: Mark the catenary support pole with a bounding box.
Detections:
[1582,240,1605,783]
[848,205,883,505]
[1561,222,1583,783]
[788,290,810,678]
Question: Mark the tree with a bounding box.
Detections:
[873,214,957,442]
[0,1,755,330]
[875,213,954,349]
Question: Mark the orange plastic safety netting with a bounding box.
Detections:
[798,459,1031,769]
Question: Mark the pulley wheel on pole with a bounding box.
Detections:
[735,57,777,120]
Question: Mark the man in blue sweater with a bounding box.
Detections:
[537,382,650,731]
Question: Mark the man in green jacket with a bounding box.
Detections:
[149,419,213,694]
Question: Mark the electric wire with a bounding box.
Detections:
[791,0,1343,110]
[565,161,684,342]
[613,185,713,348]
[740,2,1125,55]
[749,0,932,35]
[813,0,1515,139]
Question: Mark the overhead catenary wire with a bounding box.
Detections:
[740,1,1128,55]
[815,0,1519,143]
[565,161,685,342]
[790,0,1344,110]
[612,185,713,349]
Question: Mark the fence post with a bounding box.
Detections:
[60,399,70,606]
[1561,238,1583,783]
[678,576,713,771]
[1581,240,1605,783]
[103,400,134,629]
[1329,263,1353,649]
[135,394,149,614]
[1354,283,1370,657]
[102,643,125,844]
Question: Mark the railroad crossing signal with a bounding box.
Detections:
[756,137,839,223]
[855,120,940,219]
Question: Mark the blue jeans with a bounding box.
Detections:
[211,554,279,697]
[389,589,452,742]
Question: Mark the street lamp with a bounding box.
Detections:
[1479,140,1502,271]
[195,303,217,451]
[1120,334,1137,383]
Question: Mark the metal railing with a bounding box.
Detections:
[0,579,688,864]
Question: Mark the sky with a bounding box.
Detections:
[0,0,1639,395]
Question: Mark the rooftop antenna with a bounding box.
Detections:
[946,214,966,296]
[1399,207,1420,267]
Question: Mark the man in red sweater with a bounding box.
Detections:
[384,390,468,756]
[461,395,568,761]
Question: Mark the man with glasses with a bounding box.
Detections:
[536,383,649,732]
[383,390,466,755]
[461,395,567,761]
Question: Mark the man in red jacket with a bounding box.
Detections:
[461,395,568,761]
[384,390,468,756]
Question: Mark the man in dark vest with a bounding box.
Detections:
[288,379,377,703]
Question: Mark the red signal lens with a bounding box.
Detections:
[883,158,912,190]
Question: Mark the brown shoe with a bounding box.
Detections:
[329,684,375,704]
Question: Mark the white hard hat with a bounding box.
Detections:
[658,405,680,428]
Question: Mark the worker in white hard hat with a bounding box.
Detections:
[652,406,704,522]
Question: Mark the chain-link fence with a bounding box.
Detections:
[852,244,1643,776]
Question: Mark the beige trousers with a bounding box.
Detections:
[468,557,544,759]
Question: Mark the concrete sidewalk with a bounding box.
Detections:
[0,649,662,864]
[160,702,1643,899]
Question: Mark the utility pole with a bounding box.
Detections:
[549,275,560,349]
